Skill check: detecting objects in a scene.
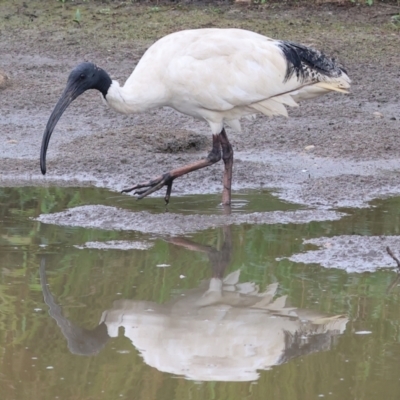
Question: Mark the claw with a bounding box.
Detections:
[121,186,136,194]
[122,173,174,201]
[136,180,166,199]
[164,181,173,204]
[133,188,147,196]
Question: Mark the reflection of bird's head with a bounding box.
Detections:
[65,322,110,356]
[39,259,110,357]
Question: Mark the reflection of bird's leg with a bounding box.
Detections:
[122,134,222,204]
[166,225,233,280]
[209,225,232,279]
[387,274,400,294]
[222,225,232,247]
[165,237,215,254]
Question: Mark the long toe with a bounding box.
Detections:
[136,180,167,199]
[123,173,173,200]
[122,181,152,193]
[121,186,139,194]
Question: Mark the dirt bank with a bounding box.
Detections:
[0,1,399,208]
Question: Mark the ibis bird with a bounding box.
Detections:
[40,28,350,205]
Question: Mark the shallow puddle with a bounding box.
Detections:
[2,187,400,399]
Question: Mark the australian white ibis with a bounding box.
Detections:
[40,28,350,205]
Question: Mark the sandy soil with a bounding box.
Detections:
[0,0,399,208]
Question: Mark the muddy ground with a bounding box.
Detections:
[0,0,399,208]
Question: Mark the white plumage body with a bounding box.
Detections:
[106,28,351,134]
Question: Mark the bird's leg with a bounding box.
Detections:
[122,134,222,203]
[219,128,234,206]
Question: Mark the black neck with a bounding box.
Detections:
[97,69,112,98]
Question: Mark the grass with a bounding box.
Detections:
[1,0,398,69]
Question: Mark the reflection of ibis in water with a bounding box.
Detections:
[39,28,350,205]
[40,230,347,381]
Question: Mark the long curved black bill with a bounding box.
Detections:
[40,85,79,175]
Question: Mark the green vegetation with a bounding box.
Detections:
[392,13,400,27]
[54,0,399,3]
[1,0,397,68]
[73,8,81,23]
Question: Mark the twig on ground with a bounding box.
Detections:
[386,246,400,270]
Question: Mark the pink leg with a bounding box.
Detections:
[122,128,234,205]
[219,128,233,205]
[122,134,222,203]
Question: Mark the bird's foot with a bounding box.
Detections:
[121,173,174,204]
[121,133,225,204]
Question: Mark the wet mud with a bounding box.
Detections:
[35,204,345,235]
[0,1,399,209]
[284,235,400,273]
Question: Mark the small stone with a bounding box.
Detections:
[0,70,10,90]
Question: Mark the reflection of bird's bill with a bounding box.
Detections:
[100,270,348,382]
[40,258,110,356]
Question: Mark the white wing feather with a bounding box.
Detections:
[114,28,350,133]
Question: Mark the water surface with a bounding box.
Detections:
[1,187,400,400]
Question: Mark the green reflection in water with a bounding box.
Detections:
[1,187,400,400]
